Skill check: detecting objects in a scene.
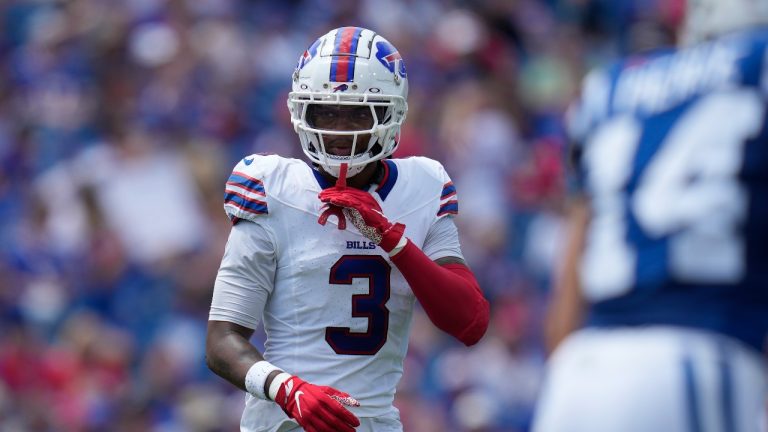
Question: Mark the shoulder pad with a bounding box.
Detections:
[399,157,459,218]
[223,154,279,223]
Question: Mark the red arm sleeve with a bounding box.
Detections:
[390,240,490,346]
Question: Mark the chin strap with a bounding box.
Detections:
[327,162,366,178]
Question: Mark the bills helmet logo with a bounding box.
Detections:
[297,38,322,70]
[375,41,407,78]
[333,84,349,92]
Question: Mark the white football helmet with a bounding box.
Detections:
[287,27,408,178]
[681,0,768,45]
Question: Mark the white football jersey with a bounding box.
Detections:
[209,155,462,431]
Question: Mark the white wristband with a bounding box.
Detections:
[268,372,292,401]
[388,236,408,257]
[244,361,281,400]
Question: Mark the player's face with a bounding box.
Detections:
[306,105,375,157]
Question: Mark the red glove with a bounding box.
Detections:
[319,186,405,253]
[274,375,360,432]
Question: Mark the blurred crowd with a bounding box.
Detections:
[0,0,681,431]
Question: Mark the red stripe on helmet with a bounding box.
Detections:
[337,27,356,53]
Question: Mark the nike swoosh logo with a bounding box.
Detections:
[295,391,304,418]
[243,157,254,166]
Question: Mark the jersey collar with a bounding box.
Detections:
[312,160,399,201]
[374,159,398,200]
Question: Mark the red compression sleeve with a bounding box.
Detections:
[390,240,490,346]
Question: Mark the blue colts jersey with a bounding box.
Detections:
[569,28,768,351]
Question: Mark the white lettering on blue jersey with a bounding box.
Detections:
[569,28,768,350]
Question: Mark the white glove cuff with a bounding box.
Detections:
[388,236,408,257]
[245,361,281,400]
[268,372,292,401]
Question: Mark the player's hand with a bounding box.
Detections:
[318,186,405,253]
[274,375,360,432]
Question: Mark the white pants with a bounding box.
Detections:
[533,327,767,432]
[241,399,402,432]
[255,416,402,432]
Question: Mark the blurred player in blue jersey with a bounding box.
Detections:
[534,1,768,431]
[204,27,489,432]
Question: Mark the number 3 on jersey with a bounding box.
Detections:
[326,255,391,355]
[582,90,764,301]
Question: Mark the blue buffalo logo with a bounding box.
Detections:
[375,41,407,78]
[298,38,322,70]
[333,84,349,92]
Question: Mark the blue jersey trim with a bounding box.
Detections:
[441,183,456,199]
[437,201,459,217]
[718,342,735,432]
[228,173,266,195]
[683,353,702,432]
[375,160,398,201]
[587,282,768,352]
[312,168,333,189]
[224,192,268,214]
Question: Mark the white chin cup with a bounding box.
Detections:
[323,162,367,178]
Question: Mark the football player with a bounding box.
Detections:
[205,27,490,432]
[533,1,768,431]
